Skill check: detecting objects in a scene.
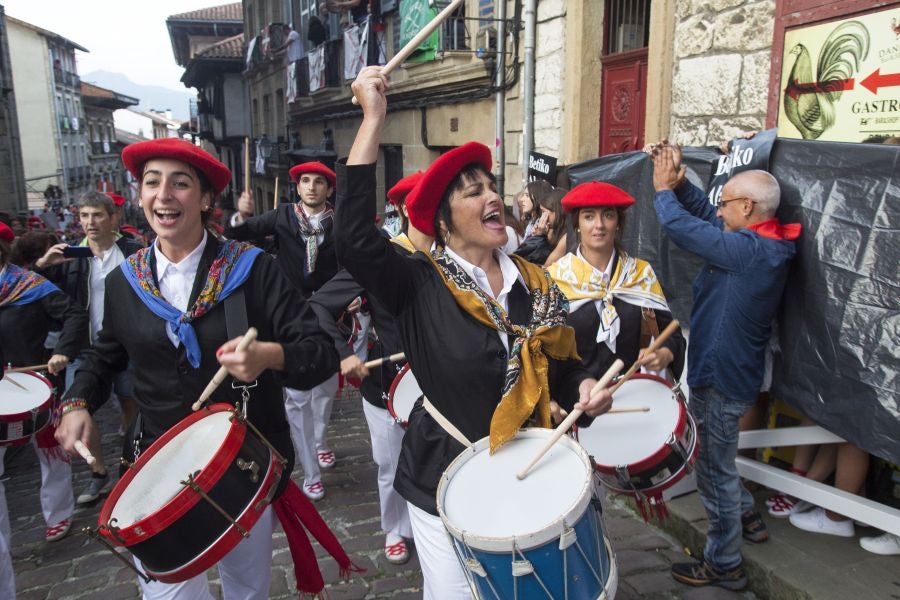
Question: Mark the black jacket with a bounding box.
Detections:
[513,234,554,265]
[64,236,339,486]
[224,203,339,298]
[334,163,593,514]
[0,287,88,367]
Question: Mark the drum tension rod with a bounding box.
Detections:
[230,410,287,466]
[181,473,249,538]
[84,526,155,583]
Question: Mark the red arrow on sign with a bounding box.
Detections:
[785,78,855,100]
[860,68,900,94]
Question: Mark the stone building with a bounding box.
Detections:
[0,6,26,217]
[80,82,139,195]
[6,16,90,206]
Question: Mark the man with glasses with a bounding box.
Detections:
[649,143,801,591]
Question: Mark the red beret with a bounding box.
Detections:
[289,161,335,186]
[561,182,635,214]
[406,142,493,236]
[387,171,423,207]
[121,138,232,194]
[0,222,13,244]
[105,192,126,207]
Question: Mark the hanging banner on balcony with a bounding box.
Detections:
[777,5,900,142]
[344,22,366,80]
[309,46,325,93]
[400,0,438,63]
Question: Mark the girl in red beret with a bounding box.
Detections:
[336,66,615,599]
[547,182,686,400]
[54,138,353,599]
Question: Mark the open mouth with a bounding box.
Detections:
[153,208,182,226]
[481,209,504,230]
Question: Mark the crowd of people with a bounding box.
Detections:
[0,62,896,600]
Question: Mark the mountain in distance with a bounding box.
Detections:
[81,70,193,122]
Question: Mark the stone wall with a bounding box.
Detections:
[533,0,566,156]
[669,0,774,146]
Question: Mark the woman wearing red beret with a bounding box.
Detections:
[547,182,685,395]
[54,138,349,599]
[336,66,614,599]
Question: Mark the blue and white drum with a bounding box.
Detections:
[437,428,617,599]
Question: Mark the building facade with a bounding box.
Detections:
[0,6,26,217]
[81,82,139,196]
[6,16,90,207]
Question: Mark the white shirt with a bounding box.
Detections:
[444,246,525,353]
[301,205,327,246]
[285,29,304,63]
[88,241,125,342]
[155,231,207,347]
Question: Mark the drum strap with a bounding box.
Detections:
[422,397,472,447]
[640,307,675,383]
[224,288,248,340]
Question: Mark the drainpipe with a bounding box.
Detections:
[494,0,507,197]
[521,0,536,187]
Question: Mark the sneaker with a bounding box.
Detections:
[384,537,410,565]
[671,559,747,591]
[767,494,795,518]
[76,470,110,505]
[792,499,815,514]
[789,507,854,537]
[45,519,71,542]
[302,480,325,501]
[317,451,336,469]
[860,532,900,556]
[741,510,769,543]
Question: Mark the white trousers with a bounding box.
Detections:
[0,442,75,599]
[136,506,275,600]
[284,374,338,484]
[361,400,412,540]
[407,502,473,600]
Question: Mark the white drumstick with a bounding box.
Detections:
[516,359,625,481]
[363,352,405,369]
[192,328,258,411]
[74,440,96,466]
[351,0,464,105]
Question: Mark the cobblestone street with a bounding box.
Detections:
[6,389,753,599]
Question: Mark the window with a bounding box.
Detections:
[252,98,260,134]
[275,89,285,133]
[604,0,651,55]
[263,93,272,135]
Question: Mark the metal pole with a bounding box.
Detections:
[521,0,536,187]
[494,0,507,197]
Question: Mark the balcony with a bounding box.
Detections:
[91,141,112,155]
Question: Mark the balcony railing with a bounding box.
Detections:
[91,141,112,155]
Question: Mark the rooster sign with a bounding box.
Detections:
[778,7,900,143]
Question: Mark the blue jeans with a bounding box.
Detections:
[690,386,756,571]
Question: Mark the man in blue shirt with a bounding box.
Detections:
[651,143,801,591]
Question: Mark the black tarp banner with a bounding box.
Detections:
[566,138,900,463]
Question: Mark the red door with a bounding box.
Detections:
[599,49,648,156]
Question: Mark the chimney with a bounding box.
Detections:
[166,108,173,121]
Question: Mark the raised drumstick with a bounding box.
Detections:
[608,319,680,395]
[192,328,258,411]
[363,352,405,369]
[7,363,50,373]
[351,0,464,105]
[516,359,625,481]
[74,440,96,466]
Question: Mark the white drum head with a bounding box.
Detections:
[110,411,233,527]
[578,376,679,467]
[0,372,51,414]
[440,429,592,550]
[388,367,421,423]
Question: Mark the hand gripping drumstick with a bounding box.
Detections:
[607,319,680,396]
[363,352,405,369]
[351,0,465,105]
[192,328,258,411]
[7,363,50,373]
[74,440,96,466]
[516,359,625,481]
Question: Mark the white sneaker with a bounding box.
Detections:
[789,507,854,537]
[302,480,325,501]
[860,532,900,556]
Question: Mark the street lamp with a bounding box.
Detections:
[257,134,273,160]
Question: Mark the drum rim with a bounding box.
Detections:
[437,428,594,552]
[0,371,53,422]
[386,362,417,426]
[142,458,284,583]
[99,403,245,542]
[581,374,687,473]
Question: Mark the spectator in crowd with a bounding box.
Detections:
[273,23,305,63]
[514,187,566,265]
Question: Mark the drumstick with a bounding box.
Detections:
[363,352,405,369]
[608,319,680,396]
[274,176,279,209]
[351,0,464,105]
[608,406,650,414]
[244,137,250,195]
[74,440,96,466]
[7,363,50,373]
[192,328,258,411]
[516,359,624,481]
[2,375,28,391]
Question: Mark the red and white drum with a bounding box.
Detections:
[387,364,422,428]
[98,404,284,583]
[0,371,54,446]
[576,374,697,510]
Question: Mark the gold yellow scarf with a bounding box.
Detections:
[390,233,416,253]
[428,248,579,453]
[548,250,669,352]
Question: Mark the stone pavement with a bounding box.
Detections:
[7,389,755,599]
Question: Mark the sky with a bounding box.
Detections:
[2,0,230,91]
